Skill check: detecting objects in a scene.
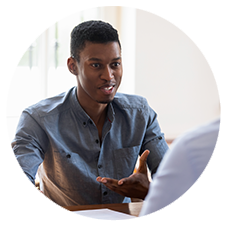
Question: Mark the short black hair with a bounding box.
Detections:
[70,20,121,62]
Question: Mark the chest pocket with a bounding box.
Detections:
[113,145,140,180]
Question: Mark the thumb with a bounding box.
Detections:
[137,150,150,174]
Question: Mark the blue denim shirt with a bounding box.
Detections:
[12,87,168,206]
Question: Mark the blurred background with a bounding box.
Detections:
[7,6,220,143]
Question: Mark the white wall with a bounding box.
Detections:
[118,7,136,95]
[8,6,219,139]
[134,9,220,139]
[155,6,206,45]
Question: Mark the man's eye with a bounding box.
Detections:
[112,62,121,67]
[91,63,100,68]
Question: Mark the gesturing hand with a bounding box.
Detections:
[96,149,150,200]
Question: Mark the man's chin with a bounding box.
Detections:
[94,91,117,104]
[96,97,114,104]
[97,100,112,104]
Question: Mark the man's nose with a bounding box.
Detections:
[101,66,114,81]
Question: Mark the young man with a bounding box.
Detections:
[12,20,168,206]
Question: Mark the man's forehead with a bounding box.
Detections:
[83,41,120,50]
[80,41,121,60]
[87,56,121,62]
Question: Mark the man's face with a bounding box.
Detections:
[72,41,122,106]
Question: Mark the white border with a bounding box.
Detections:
[1,1,224,222]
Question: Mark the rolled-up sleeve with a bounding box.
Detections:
[141,107,169,176]
[12,110,48,184]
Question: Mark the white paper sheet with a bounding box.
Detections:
[73,208,136,220]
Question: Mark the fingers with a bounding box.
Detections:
[96,176,118,185]
[96,176,105,183]
[96,176,108,183]
[118,177,133,185]
[96,176,122,193]
[96,177,104,183]
[137,149,150,173]
[140,149,150,162]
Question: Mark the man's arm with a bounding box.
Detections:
[12,111,48,184]
[96,150,150,200]
[141,107,169,178]
[12,111,48,218]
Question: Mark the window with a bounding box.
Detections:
[7,6,137,141]
[7,8,101,140]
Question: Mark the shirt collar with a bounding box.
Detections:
[107,102,115,123]
[70,87,115,127]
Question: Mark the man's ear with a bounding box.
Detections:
[67,57,78,75]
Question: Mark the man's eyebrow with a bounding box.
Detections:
[112,57,121,61]
[88,57,102,61]
[88,57,121,61]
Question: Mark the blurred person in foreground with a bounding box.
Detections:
[139,118,220,216]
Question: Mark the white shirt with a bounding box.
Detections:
[140,118,220,216]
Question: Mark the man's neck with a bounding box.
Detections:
[85,102,108,126]
[83,103,108,142]
[77,94,108,135]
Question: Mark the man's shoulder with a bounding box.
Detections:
[25,87,74,118]
[113,93,149,109]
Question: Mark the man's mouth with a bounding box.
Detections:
[103,86,113,91]
[99,85,115,95]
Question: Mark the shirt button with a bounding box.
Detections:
[103,191,108,196]
[98,165,102,169]
[158,136,162,140]
[66,154,71,158]
[83,122,86,126]
[95,139,99,144]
